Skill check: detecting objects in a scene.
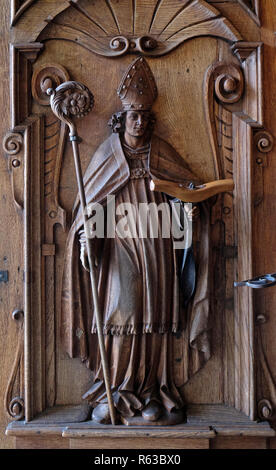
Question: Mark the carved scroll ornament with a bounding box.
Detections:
[254,131,274,154]
[204,62,245,179]
[32,63,70,106]
[258,399,275,422]
[4,310,25,421]
[109,36,158,56]
[256,322,276,423]
[2,132,24,210]
[2,132,23,155]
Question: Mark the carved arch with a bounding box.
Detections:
[236,0,260,24]
[11,0,243,47]
[38,0,242,57]
[11,0,260,30]
[11,1,38,26]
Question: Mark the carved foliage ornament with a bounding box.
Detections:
[46,81,94,134]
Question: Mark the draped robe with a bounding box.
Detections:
[61,132,211,416]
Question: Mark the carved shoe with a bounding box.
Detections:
[92,404,111,424]
[142,402,162,422]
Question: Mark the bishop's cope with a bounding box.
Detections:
[61,57,211,425]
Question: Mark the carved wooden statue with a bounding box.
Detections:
[61,57,213,425]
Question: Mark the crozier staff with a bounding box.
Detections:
[47,81,117,425]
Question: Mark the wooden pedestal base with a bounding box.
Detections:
[6,404,275,449]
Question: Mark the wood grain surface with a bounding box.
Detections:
[0,0,276,450]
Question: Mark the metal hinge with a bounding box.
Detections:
[0,271,9,283]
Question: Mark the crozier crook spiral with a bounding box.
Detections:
[47,81,94,134]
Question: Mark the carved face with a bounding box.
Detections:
[125,111,150,138]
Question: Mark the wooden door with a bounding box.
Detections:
[0,0,276,449]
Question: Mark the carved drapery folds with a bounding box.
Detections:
[3,0,276,430]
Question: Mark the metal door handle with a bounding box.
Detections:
[234,273,276,289]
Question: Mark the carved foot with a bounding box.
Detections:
[141,401,162,422]
[121,407,186,426]
[92,404,111,424]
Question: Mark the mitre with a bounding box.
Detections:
[117,56,158,111]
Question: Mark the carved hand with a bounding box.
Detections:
[184,204,200,222]
[79,229,90,272]
[79,229,99,270]
[80,244,90,272]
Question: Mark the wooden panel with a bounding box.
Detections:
[7,403,274,448]
[233,115,255,418]
[15,435,274,449]
[69,437,210,449]
[253,0,276,423]
[0,426,15,449]
[0,0,25,449]
[1,0,276,449]
[22,118,45,421]
[134,0,158,36]
[269,437,276,449]
[31,37,224,406]
[108,0,134,35]
[211,437,267,449]
[16,436,69,449]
